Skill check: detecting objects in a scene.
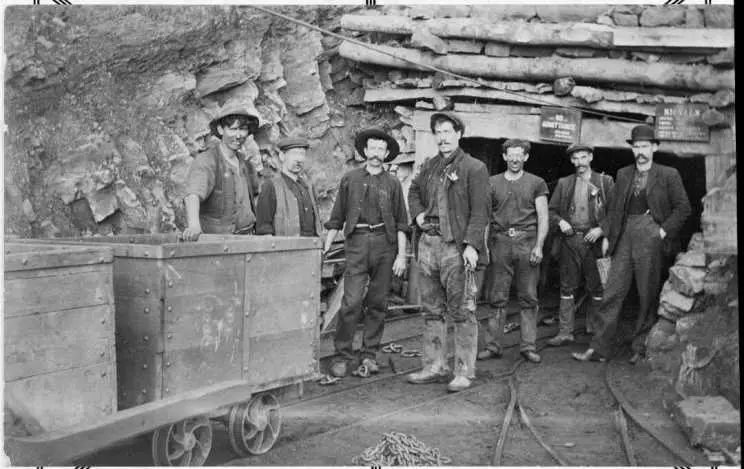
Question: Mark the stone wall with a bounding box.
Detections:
[4,5,400,238]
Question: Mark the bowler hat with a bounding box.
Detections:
[278,137,310,151]
[626,124,659,145]
[565,143,593,156]
[430,112,465,134]
[354,128,400,163]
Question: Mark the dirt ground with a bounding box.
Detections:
[77,299,701,467]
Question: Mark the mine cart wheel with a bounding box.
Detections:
[227,393,282,456]
[151,415,213,466]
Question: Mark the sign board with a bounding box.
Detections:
[539,107,582,143]
[655,104,710,142]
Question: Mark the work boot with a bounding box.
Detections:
[477,308,505,360]
[547,296,576,346]
[448,320,478,392]
[407,320,450,384]
[361,357,380,374]
[585,296,602,335]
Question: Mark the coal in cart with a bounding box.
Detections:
[4,234,322,466]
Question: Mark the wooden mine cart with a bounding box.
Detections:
[4,234,322,466]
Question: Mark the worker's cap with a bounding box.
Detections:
[354,128,400,163]
[278,137,310,152]
[626,124,659,145]
[430,112,465,134]
[208,102,261,134]
[565,143,593,156]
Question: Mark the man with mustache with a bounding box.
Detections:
[478,139,549,364]
[574,125,691,364]
[546,144,615,347]
[182,104,261,240]
[406,112,489,392]
[255,137,322,237]
[323,128,409,378]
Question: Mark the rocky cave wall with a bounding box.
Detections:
[4,5,399,238]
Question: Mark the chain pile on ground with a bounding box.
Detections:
[351,431,452,466]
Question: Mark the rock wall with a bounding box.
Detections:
[4,5,399,238]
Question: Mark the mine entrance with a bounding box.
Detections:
[460,137,706,311]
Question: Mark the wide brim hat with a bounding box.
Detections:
[389,152,415,166]
[208,103,261,133]
[278,136,310,151]
[430,111,465,135]
[626,124,659,145]
[354,128,400,163]
[565,143,593,156]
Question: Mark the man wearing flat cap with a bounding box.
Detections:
[574,124,691,364]
[323,128,409,378]
[478,139,548,365]
[407,112,489,392]
[183,104,262,240]
[546,143,615,347]
[255,137,322,237]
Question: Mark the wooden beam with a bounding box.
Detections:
[365,87,659,117]
[340,42,734,92]
[340,15,734,50]
[412,109,715,155]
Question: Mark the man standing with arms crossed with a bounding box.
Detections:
[547,144,614,346]
[323,128,409,378]
[406,112,490,392]
[478,139,549,364]
[573,125,691,364]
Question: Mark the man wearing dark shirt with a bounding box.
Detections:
[323,128,409,377]
[478,139,549,364]
[573,125,691,364]
[406,112,490,392]
[255,137,322,237]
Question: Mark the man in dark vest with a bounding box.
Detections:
[182,104,261,240]
[323,128,409,378]
[255,137,322,237]
[573,125,691,364]
[406,112,490,392]
[547,144,615,346]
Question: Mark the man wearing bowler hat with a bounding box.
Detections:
[574,124,691,364]
[547,143,615,347]
[255,137,322,237]
[323,128,409,377]
[406,112,489,392]
[183,103,262,240]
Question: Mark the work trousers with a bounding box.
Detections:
[559,233,603,298]
[417,233,477,324]
[334,231,396,361]
[590,214,664,356]
[485,232,539,352]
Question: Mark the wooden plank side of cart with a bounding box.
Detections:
[5,380,256,466]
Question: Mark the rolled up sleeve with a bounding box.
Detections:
[391,178,410,234]
[185,154,215,201]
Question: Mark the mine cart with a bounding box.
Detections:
[4,234,321,466]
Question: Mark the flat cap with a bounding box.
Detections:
[565,143,593,156]
[278,137,310,151]
[430,112,465,134]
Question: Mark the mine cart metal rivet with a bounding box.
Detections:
[99,257,105,263]
[166,362,171,367]
[170,250,176,257]
[224,247,229,253]
[145,288,151,294]
[144,307,150,314]
[144,335,149,342]
[144,252,149,257]
[168,280,174,287]
[21,258,28,265]
[101,318,106,324]
[143,364,148,369]
[167,305,173,312]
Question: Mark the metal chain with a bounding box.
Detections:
[352,431,452,466]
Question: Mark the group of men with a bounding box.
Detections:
[183,105,691,394]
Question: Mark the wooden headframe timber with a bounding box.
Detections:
[339,42,735,92]
[340,15,735,51]
[412,110,715,156]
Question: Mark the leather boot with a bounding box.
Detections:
[407,320,450,384]
[585,296,602,335]
[448,321,478,392]
[548,296,576,346]
[477,308,505,360]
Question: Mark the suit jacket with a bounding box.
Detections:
[605,162,691,256]
[409,147,490,266]
[549,171,615,233]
